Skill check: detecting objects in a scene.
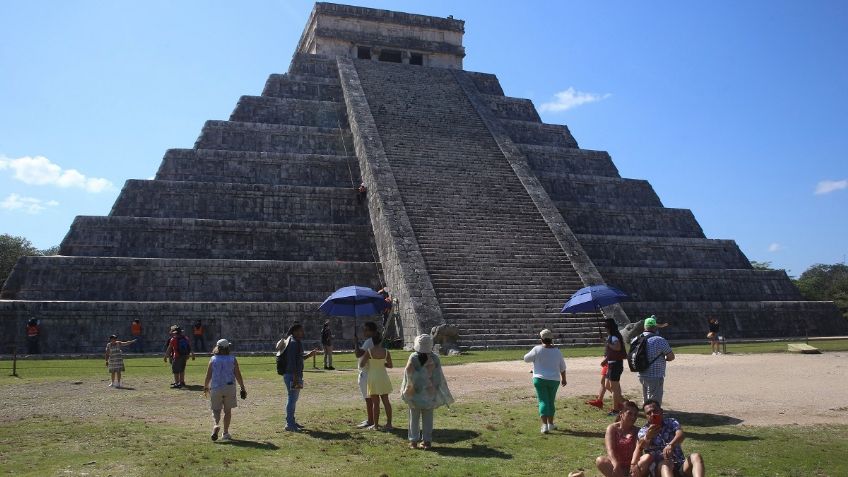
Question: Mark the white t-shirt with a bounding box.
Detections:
[358,338,374,370]
[523,345,567,381]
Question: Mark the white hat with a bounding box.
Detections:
[540,329,553,340]
[216,338,230,348]
[413,334,433,354]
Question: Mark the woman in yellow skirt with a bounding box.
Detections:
[360,327,393,430]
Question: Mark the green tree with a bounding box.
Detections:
[794,263,848,319]
[0,234,59,286]
[750,260,775,270]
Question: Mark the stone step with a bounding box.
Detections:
[229,95,348,129]
[262,74,343,101]
[1,257,381,302]
[621,300,848,340]
[0,300,356,353]
[577,234,751,269]
[500,119,578,148]
[155,148,359,188]
[60,216,376,261]
[599,267,804,302]
[464,70,504,95]
[288,53,340,78]
[556,203,706,239]
[518,144,620,178]
[459,337,599,348]
[479,94,540,122]
[538,173,662,207]
[110,180,369,224]
[195,120,352,155]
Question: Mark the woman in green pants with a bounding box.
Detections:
[523,329,568,434]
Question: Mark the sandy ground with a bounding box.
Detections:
[440,352,848,426]
[1,352,846,428]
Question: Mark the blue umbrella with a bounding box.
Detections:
[561,285,629,314]
[318,285,388,317]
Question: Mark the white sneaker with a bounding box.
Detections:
[356,420,372,429]
[541,424,549,434]
[548,423,557,431]
[221,433,231,442]
[108,383,113,388]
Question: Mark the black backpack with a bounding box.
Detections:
[275,338,289,376]
[627,334,663,372]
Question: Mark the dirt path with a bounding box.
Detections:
[437,352,848,426]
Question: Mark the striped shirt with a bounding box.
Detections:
[637,332,672,379]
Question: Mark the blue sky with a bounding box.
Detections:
[1,1,846,276]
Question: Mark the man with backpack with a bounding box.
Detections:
[628,317,675,406]
[164,327,195,388]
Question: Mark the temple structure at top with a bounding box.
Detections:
[1,2,845,353]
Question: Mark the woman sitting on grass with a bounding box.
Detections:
[105,334,136,389]
[203,339,246,442]
[595,400,640,477]
[359,328,393,430]
[401,334,454,450]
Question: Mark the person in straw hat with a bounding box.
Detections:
[523,329,567,434]
[401,334,454,450]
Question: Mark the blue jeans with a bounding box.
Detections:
[283,374,301,427]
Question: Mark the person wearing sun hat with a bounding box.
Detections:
[523,329,568,434]
[638,316,675,407]
[203,338,247,442]
[401,334,454,450]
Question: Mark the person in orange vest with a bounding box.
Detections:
[130,319,144,353]
[25,318,40,354]
[192,320,206,352]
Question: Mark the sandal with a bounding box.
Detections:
[409,441,419,449]
[422,442,432,450]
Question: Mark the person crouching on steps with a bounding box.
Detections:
[523,329,567,434]
[203,339,246,442]
[276,323,320,432]
[402,334,454,450]
[106,334,136,389]
[359,326,393,430]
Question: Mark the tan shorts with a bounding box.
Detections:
[210,383,237,411]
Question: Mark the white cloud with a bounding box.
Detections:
[0,193,59,214]
[767,243,783,253]
[539,87,612,113]
[0,155,114,193]
[814,179,847,195]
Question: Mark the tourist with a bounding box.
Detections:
[357,182,367,203]
[164,327,195,388]
[105,334,137,389]
[522,329,567,434]
[359,327,393,430]
[632,400,705,477]
[586,362,609,410]
[707,318,721,355]
[203,339,247,442]
[595,400,640,477]
[401,334,454,450]
[636,317,674,406]
[354,321,378,428]
[130,319,143,353]
[25,318,40,354]
[192,320,206,353]
[378,288,393,328]
[321,320,335,370]
[603,318,627,415]
[276,323,320,432]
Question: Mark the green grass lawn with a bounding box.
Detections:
[1,344,847,476]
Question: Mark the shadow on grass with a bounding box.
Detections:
[181,384,205,392]
[665,410,743,427]
[560,429,605,439]
[384,427,480,444]
[116,386,136,391]
[687,431,760,442]
[222,439,280,450]
[429,444,512,459]
[303,429,355,441]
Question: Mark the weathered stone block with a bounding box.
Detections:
[229,96,348,129]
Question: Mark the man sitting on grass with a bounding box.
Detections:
[632,400,705,477]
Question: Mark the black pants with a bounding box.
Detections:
[193,335,205,352]
[26,336,40,354]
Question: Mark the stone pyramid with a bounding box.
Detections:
[2,3,845,353]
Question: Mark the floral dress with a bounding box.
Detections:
[107,342,125,372]
[401,352,454,409]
